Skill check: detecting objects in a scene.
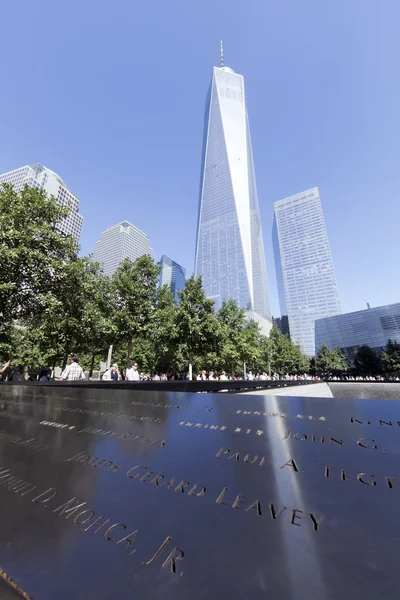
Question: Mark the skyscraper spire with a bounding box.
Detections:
[220,40,224,67]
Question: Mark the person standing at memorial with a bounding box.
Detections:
[126,362,140,381]
[219,371,228,381]
[59,356,85,381]
[102,363,122,381]
[0,360,10,381]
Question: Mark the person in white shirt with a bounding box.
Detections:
[102,363,122,381]
[152,373,160,381]
[126,362,140,381]
[60,356,85,381]
[208,371,215,381]
[219,371,228,381]
[247,371,254,381]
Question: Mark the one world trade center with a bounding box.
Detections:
[194,44,271,333]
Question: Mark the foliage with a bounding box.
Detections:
[175,276,219,379]
[316,344,348,373]
[354,345,381,375]
[381,340,400,375]
[0,186,318,379]
[0,183,77,324]
[269,328,309,374]
[112,256,160,369]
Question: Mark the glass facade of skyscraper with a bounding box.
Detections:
[194,61,271,331]
[93,221,151,277]
[273,187,341,356]
[159,255,186,301]
[0,163,83,241]
[315,303,400,364]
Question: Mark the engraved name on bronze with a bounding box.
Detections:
[215,487,324,530]
[0,430,50,452]
[216,447,267,466]
[0,464,184,575]
[77,425,166,447]
[236,410,326,421]
[68,451,123,472]
[319,463,396,488]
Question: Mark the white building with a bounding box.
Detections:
[194,44,272,335]
[273,187,341,356]
[93,221,151,277]
[0,163,83,241]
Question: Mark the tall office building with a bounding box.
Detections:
[159,255,186,301]
[194,44,271,333]
[93,221,151,277]
[273,187,341,356]
[0,163,83,241]
[272,315,290,338]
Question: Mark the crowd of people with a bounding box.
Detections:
[1,354,400,383]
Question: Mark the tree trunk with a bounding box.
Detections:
[243,361,247,379]
[126,337,132,370]
[62,339,72,371]
[189,353,193,381]
[89,352,96,378]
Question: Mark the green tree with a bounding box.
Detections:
[316,344,336,373]
[381,340,400,376]
[175,276,218,379]
[113,256,160,369]
[217,300,248,375]
[269,328,307,374]
[332,347,348,372]
[31,257,115,370]
[152,285,179,374]
[354,345,381,375]
[0,183,77,326]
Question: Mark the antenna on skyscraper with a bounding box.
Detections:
[220,40,225,67]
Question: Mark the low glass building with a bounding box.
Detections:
[315,303,400,363]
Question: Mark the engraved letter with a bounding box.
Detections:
[357,438,378,450]
[357,473,376,486]
[244,454,258,464]
[380,475,396,489]
[232,495,246,509]
[162,547,184,574]
[188,484,206,497]
[32,488,58,504]
[269,504,286,520]
[127,466,147,479]
[320,463,334,478]
[53,497,87,519]
[215,447,230,458]
[341,470,351,481]
[294,433,307,441]
[280,458,299,472]
[309,513,324,531]
[281,431,290,440]
[245,500,262,515]
[312,436,325,443]
[105,523,127,541]
[330,437,343,445]
[117,530,138,554]
[142,536,171,565]
[216,487,228,505]
[175,481,190,494]
[74,510,95,525]
[291,509,303,526]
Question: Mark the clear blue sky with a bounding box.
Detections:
[1,0,399,316]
